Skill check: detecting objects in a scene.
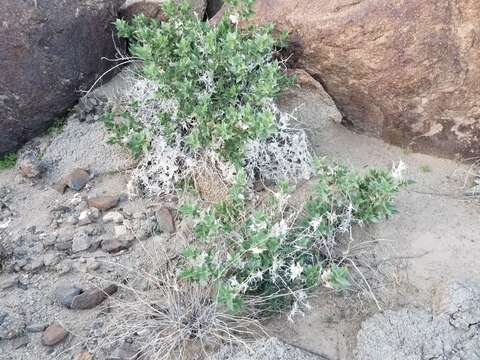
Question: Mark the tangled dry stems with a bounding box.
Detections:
[103,71,313,198]
[85,246,265,360]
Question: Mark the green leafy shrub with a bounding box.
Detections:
[110,0,292,165]
[179,160,406,313]
[102,111,150,159]
[91,2,408,356]
[99,0,407,324]
[0,153,17,170]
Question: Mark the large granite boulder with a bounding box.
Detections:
[0,0,123,155]
[250,0,480,158]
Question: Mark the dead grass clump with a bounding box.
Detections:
[87,251,264,360]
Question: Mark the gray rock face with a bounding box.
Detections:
[70,284,118,310]
[0,0,123,155]
[213,338,324,360]
[356,281,480,360]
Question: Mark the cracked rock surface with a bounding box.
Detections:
[356,281,480,360]
[214,337,325,360]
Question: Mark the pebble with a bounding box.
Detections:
[0,276,18,291]
[102,211,124,224]
[72,234,93,253]
[41,323,67,346]
[43,252,60,267]
[54,168,90,193]
[66,215,79,225]
[101,239,130,253]
[78,208,100,226]
[55,285,83,308]
[114,225,134,241]
[26,322,48,333]
[87,195,120,211]
[156,207,176,234]
[78,210,93,226]
[52,182,67,194]
[74,352,93,360]
[67,169,91,191]
[70,284,118,310]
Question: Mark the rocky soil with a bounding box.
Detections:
[1,73,479,360]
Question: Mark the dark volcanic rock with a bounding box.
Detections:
[70,284,118,310]
[0,0,124,155]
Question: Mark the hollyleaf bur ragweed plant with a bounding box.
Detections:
[100,0,407,323]
[108,0,293,166]
[91,1,408,357]
[179,160,407,313]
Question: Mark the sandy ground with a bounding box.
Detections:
[265,89,480,359]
